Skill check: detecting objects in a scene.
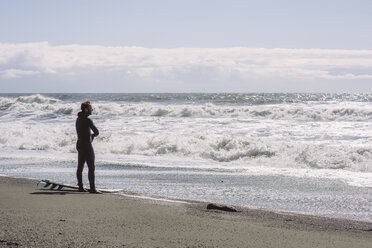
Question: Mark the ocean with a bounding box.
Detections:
[0,93,371,222]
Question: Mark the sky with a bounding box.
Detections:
[0,0,372,93]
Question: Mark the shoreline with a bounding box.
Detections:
[5,174,372,225]
[1,176,372,247]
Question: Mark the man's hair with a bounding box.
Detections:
[81,100,91,111]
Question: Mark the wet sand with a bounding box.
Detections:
[0,176,371,247]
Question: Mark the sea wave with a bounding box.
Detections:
[2,94,372,121]
[1,93,372,174]
[0,119,371,173]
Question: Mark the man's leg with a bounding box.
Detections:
[76,150,85,189]
[85,147,96,191]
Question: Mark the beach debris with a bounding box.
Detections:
[207,203,237,212]
[0,240,19,246]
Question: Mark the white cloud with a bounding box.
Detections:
[0,69,40,79]
[0,42,372,92]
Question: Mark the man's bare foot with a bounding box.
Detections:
[89,188,102,194]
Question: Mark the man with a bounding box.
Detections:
[75,100,101,193]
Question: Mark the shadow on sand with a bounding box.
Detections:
[30,190,82,195]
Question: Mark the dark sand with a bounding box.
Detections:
[1,176,371,247]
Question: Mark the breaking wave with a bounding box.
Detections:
[1,94,372,121]
[0,119,371,174]
[1,93,372,176]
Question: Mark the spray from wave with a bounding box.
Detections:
[2,94,372,121]
[1,93,372,175]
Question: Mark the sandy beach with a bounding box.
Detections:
[0,176,371,247]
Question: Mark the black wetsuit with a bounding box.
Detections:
[76,111,99,189]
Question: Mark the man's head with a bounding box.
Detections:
[81,100,93,115]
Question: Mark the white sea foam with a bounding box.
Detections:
[1,93,372,186]
[2,94,372,121]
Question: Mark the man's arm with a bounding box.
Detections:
[89,119,99,139]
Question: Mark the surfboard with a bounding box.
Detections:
[37,179,120,193]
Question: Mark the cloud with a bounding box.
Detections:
[0,42,372,92]
[0,69,40,79]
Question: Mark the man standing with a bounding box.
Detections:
[76,100,101,193]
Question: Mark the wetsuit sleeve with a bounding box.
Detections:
[88,119,99,137]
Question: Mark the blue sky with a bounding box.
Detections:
[1,0,372,92]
